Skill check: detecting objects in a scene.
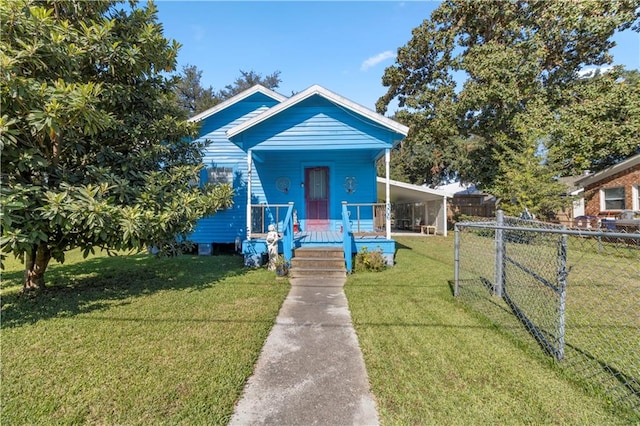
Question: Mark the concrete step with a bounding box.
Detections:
[289,268,347,279]
[290,257,345,270]
[293,247,344,259]
[288,277,346,287]
[289,246,347,279]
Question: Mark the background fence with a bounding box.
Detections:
[454,212,639,417]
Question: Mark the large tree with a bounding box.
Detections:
[546,68,640,175]
[217,69,281,100]
[0,0,233,291]
[377,0,639,215]
[173,67,282,118]
[173,64,219,118]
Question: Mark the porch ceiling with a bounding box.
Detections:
[376,177,449,203]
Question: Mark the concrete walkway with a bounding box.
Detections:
[229,277,379,426]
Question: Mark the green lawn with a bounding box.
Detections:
[2,238,636,424]
[346,236,636,424]
[1,250,289,424]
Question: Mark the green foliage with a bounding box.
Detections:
[354,246,386,272]
[546,68,640,174]
[173,67,282,117]
[217,69,282,100]
[377,0,639,188]
[172,64,219,118]
[0,0,233,288]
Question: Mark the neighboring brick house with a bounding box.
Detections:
[576,154,640,217]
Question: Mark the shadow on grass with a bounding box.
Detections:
[394,241,413,253]
[0,253,255,329]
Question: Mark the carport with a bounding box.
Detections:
[376,177,450,236]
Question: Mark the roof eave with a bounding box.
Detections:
[575,154,640,187]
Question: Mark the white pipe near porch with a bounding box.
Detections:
[442,195,448,237]
[246,150,252,240]
[385,148,391,240]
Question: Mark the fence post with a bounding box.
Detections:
[454,224,460,297]
[494,210,505,297]
[556,231,568,361]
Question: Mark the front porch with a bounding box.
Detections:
[242,202,395,272]
[243,229,395,271]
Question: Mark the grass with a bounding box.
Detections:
[2,237,636,424]
[453,229,640,415]
[1,250,289,424]
[346,236,637,424]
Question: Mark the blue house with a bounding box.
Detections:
[188,84,410,271]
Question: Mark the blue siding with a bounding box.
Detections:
[190,93,280,244]
[252,150,378,230]
[190,90,398,247]
[232,96,402,151]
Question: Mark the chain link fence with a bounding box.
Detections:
[454,212,639,417]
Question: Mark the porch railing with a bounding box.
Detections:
[342,202,353,273]
[343,202,386,236]
[281,202,294,263]
[250,203,291,236]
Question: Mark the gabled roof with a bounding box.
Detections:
[377,177,449,203]
[226,84,409,139]
[188,85,287,123]
[576,153,640,187]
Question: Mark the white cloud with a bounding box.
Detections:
[360,50,396,71]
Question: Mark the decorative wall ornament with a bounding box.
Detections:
[276,177,290,193]
[343,176,358,194]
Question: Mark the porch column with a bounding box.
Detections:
[442,195,448,237]
[385,148,391,240]
[246,150,252,240]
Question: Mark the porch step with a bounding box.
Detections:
[289,247,346,279]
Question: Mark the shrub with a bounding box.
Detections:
[354,246,386,272]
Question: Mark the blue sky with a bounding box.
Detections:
[156,1,640,111]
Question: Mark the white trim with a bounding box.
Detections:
[576,154,640,187]
[246,150,253,239]
[442,196,448,237]
[633,185,640,211]
[600,186,626,211]
[376,177,450,198]
[385,149,391,240]
[188,85,287,123]
[226,84,409,139]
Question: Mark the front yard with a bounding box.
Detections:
[1,251,289,424]
[1,237,634,423]
[346,236,634,424]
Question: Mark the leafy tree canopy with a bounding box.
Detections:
[0,0,233,291]
[173,67,282,117]
[377,0,639,216]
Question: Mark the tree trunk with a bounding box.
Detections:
[24,244,52,292]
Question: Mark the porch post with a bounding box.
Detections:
[442,195,448,237]
[385,148,391,240]
[246,150,252,240]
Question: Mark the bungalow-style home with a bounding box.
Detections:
[187,84,437,272]
[575,153,640,218]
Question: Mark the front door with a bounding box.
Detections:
[305,167,329,230]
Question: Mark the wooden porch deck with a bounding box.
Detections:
[293,231,389,245]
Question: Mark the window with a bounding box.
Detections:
[208,166,234,185]
[601,187,625,210]
[633,185,639,211]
